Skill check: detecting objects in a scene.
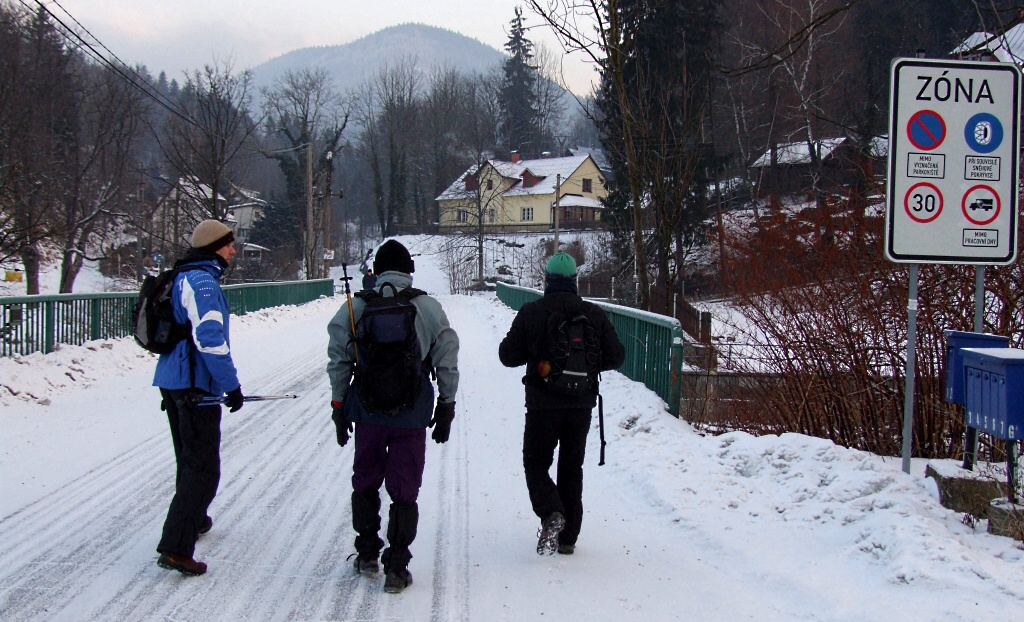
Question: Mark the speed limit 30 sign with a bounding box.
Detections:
[886,58,1021,265]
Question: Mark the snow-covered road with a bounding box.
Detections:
[2,237,1023,620]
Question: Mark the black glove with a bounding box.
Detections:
[429,400,456,444]
[332,400,352,447]
[226,386,244,412]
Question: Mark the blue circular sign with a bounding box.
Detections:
[964,113,1003,154]
[907,110,946,150]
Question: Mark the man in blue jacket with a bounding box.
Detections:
[153,219,244,576]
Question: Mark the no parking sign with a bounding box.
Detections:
[886,58,1021,265]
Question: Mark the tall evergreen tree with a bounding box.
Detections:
[597,0,722,310]
[500,7,545,158]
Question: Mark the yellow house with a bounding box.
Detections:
[436,154,606,232]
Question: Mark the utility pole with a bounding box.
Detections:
[323,150,335,278]
[306,142,315,279]
[553,173,561,251]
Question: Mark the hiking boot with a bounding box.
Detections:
[198,516,213,535]
[536,512,565,555]
[157,552,207,576]
[383,568,413,593]
[556,543,575,555]
[349,553,380,575]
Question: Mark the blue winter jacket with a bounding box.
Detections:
[152,257,240,395]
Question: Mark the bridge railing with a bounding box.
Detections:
[0,279,335,357]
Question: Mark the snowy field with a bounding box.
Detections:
[1,236,1022,621]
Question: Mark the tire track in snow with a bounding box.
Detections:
[0,343,370,621]
[424,296,479,622]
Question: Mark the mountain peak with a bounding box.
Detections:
[252,23,505,96]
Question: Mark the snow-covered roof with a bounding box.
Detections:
[555,194,603,209]
[503,155,592,197]
[568,146,610,172]
[435,164,481,201]
[435,154,597,201]
[951,24,1024,64]
[750,138,847,168]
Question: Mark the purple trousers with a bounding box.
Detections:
[352,423,426,503]
[351,423,426,569]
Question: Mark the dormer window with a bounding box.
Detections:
[522,170,541,188]
[465,175,479,191]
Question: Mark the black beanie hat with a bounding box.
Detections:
[373,240,415,274]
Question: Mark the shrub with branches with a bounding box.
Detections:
[713,203,1024,460]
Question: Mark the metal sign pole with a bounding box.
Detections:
[901,263,920,474]
[962,266,985,470]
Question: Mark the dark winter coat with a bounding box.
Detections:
[498,289,625,410]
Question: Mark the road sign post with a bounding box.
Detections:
[887,58,1022,473]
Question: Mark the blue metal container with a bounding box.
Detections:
[961,347,1024,440]
[944,330,1010,404]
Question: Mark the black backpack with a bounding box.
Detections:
[351,284,427,415]
[542,304,601,396]
[133,267,193,354]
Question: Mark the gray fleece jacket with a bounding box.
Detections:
[326,271,460,428]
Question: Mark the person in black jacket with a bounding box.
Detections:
[498,252,625,556]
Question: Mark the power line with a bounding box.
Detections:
[19,0,200,129]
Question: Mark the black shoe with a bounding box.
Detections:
[198,516,213,535]
[536,512,566,555]
[383,568,412,593]
[349,553,380,575]
[557,543,575,555]
[157,552,207,576]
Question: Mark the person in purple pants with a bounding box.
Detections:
[326,240,460,593]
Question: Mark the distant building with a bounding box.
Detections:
[151,177,229,249]
[436,153,607,233]
[749,137,887,197]
[951,23,1024,63]
[226,184,268,246]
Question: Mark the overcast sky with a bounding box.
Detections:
[52,0,598,94]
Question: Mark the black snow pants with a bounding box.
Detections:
[522,408,592,547]
[157,388,221,558]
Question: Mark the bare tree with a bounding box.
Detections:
[354,58,421,237]
[259,67,349,278]
[732,0,849,243]
[0,5,75,293]
[158,59,259,220]
[55,63,148,292]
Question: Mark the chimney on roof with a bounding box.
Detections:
[541,151,551,158]
[510,151,520,163]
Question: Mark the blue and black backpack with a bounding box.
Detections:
[351,284,427,415]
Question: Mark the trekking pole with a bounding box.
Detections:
[197,394,299,407]
[597,393,606,466]
[341,263,359,363]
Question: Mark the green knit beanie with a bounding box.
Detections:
[546,252,577,277]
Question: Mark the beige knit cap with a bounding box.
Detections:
[190,220,234,251]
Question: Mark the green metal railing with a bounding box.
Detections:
[0,278,334,358]
[496,282,686,415]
